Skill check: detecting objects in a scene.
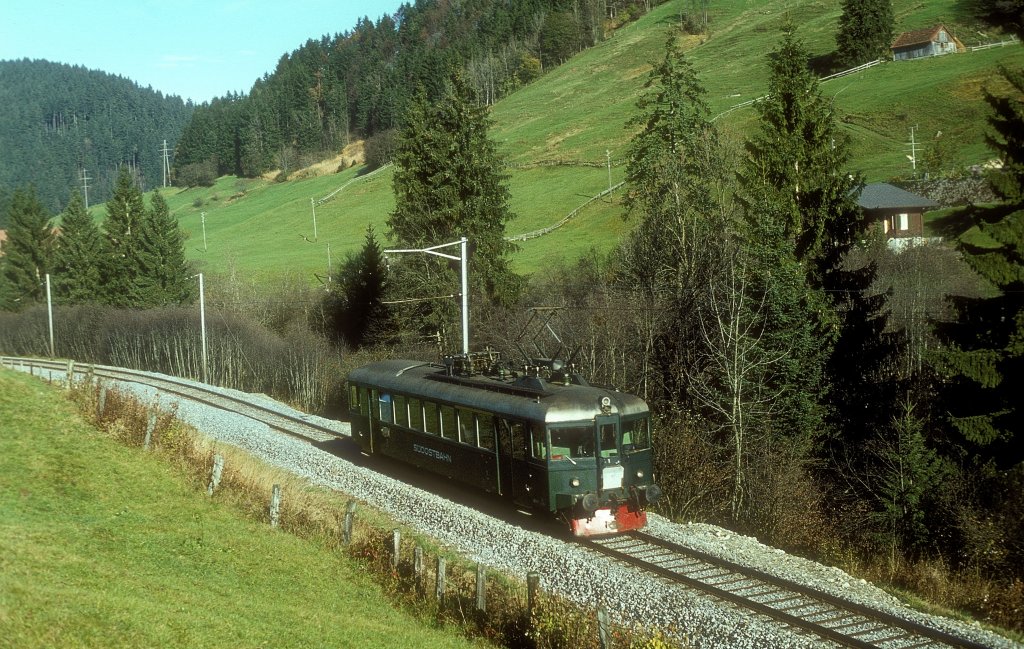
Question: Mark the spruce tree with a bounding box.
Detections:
[934,65,1024,465]
[102,166,147,307]
[1,186,53,310]
[619,33,731,403]
[835,0,895,68]
[52,189,105,305]
[324,225,392,349]
[741,24,862,288]
[136,190,193,306]
[388,69,520,347]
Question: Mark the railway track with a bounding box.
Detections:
[3,356,1006,648]
[579,531,989,649]
[0,356,347,444]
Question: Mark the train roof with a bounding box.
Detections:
[347,359,649,423]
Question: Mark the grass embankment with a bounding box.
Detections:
[0,368,486,649]
[84,0,1022,285]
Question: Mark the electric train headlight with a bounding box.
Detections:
[636,470,645,479]
[570,477,581,488]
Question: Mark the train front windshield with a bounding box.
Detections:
[621,417,651,452]
[550,426,595,459]
[548,416,651,461]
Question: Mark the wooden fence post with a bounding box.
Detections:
[475,564,486,613]
[527,572,541,619]
[414,547,424,592]
[598,606,611,649]
[270,484,282,528]
[65,360,74,390]
[144,411,157,449]
[391,529,401,570]
[206,454,224,496]
[343,500,357,545]
[435,556,446,602]
[97,384,107,419]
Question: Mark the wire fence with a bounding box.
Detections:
[505,181,625,242]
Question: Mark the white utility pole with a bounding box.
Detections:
[196,273,208,384]
[80,169,91,209]
[327,242,332,278]
[310,198,318,242]
[606,149,612,193]
[160,139,171,187]
[906,125,919,173]
[45,274,54,357]
[201,212,207,252]
[385,237,470,355]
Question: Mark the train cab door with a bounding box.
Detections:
[596,415,623,494]
[497,419,531,504]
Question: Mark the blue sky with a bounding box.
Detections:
[0,0,406,104]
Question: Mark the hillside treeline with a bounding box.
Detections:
[172,0,664,182]
[0,60,193,216]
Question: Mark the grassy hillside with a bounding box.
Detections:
[89,0,1022,284]
[0,368,485,649]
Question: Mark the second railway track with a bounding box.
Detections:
[0,356,347,444]
[581,531,990,649]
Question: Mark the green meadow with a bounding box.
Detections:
[0,368,487,649]
[88,0,1022,284]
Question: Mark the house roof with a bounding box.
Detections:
[857,183,940,210]
[892,25,951,49]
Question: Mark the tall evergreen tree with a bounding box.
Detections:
[388,69,520,347]
[136,190,194,307]
[835,0,895,68]
[1,186,53,310]
[740,24,862,288]
[51,189,105,305]
[933,65,1024,465]
[619,33,732,404]
[102,166,147,307]
[737,25,863,447]
[324,225,392,349]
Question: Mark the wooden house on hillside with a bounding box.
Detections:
[891,25,965,61]
[858,183,940,250]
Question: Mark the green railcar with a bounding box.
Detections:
[347,354,661,536]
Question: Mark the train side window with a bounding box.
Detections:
[476,412,495,451]
[359,387,370,417]
[457,408,473,444]
[503,420,528,461]
[531,424,548,460]
[378,393,393,424]
[408,397,423,431]
[394,395,408,427]
[440,405,457,440]
[348,384,358,413]
[423,401,440,435]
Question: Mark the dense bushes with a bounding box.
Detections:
[0,300,343,415]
